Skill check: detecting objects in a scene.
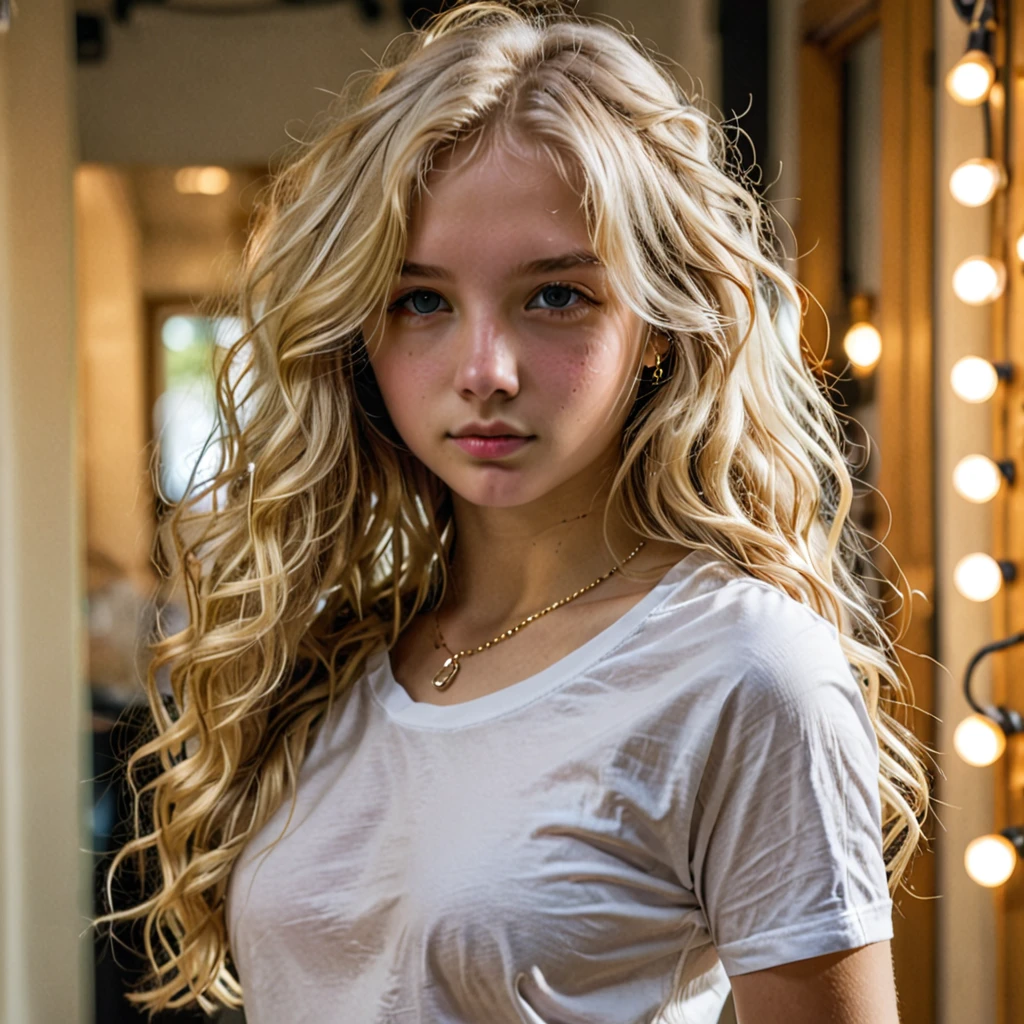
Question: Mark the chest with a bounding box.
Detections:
[227,715,702,1005]
[389,588,661,706]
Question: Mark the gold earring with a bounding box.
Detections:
[651,349,664,385]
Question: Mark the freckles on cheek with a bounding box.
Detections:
[539,346,604,413]
[378,351,438,423]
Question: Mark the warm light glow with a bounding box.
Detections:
[946,49,996,105]
[954,552,1004,602]
[952,256,1006,304]
[954,713,1007,766]
[953,454,1003,503]
[843,322,882,372]
[1017,231,1024,263]
[949,158,1006,206]
[174,166,231,196]
[162,315,197,352]
[965,834,1017,887]
[950,356,999,402]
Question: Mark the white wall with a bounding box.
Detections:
[76,0,720,168]
[77,4,399,166]
[583,0,721,107]
[0,0,91,1021]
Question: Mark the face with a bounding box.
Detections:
[362,135,656,511]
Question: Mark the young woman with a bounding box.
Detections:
[99,3,932,1022]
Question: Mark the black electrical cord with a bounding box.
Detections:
[1001,826,1024,849]
[951,0,996,31]
[962,0,997,159]
[962,630,1024,734]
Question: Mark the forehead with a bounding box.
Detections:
[405,135,592,260]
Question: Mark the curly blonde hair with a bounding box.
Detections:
[96,1,932,1015]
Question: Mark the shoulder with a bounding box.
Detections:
[656,554,862,727]
[660,553,847,668]
[725,573,847,678]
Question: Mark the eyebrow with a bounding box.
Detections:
[398,249,603,280]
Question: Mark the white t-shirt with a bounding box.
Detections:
[226,548,893,1024]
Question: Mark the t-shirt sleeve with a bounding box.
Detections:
[686,614,894,977]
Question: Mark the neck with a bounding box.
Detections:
[439,480,661,635]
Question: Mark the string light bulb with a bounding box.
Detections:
[952,256,1006,304]
[960,633,1024,770]
[965,833,1020,887]
[954,552,1016,602]
[842,294,881,374]
[843,323,882,372]
[950,357,1015,402]
[954,713,1007,766]
[952,454,1004,502]
[949,157,1007,206]
[946,47,996,105]
[954,553,1003,601]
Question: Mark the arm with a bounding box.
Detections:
[730,939,900,1024]
[662,600,899,1015]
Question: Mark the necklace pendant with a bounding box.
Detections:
[432,655,460,691]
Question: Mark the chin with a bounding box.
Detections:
[444,471,550,509]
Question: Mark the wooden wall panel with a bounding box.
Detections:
[796,39,842,366]
[875,0,937,1015]
[796,1,936,1020]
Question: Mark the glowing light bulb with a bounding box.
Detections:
[953,454,1003,502]
[954,713,1007,766]
[946,50,996,105]
[1017,231,1024,263]
[965,834,1018,887]
[174,166,231,196]
[843,322,882,372]
[952,256,1006,304]
[954,552,1004,602]
[949,158,1006,206]
[950,357,999,403]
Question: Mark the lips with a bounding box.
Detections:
[449,435,534,458]
[449,421,531,438]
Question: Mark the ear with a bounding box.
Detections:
[642,329,672,369]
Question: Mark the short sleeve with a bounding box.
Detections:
[688,622,894,977]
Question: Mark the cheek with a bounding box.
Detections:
[532,338,633,416]
[372,348,439,421]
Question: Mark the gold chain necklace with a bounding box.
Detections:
[431,540,647,691]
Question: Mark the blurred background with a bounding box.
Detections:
[3,0,1024,1021]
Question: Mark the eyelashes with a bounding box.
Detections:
[386,282,599,321]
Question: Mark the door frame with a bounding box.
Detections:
[796,2,937,1021]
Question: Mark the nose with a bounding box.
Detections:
[451,315,521,401]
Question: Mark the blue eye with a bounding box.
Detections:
[532,284,576,309]
[386,283,597,320]
[389,290,450,316]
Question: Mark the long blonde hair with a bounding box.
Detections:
[97,1,932,1014]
